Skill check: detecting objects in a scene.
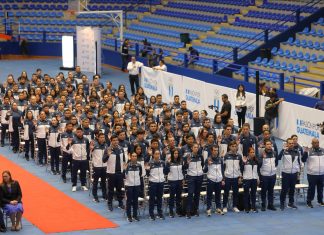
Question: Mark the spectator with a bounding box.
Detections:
[235,84,247,128]
[0,171,23,231]
[259,82,269,96]
[314,95,324,111]
[121,39,130,72]
[140,38,152,58]
[19,38,28,55]
[220,94,231,125]
[188,47,199,67]
[127,57,144,96]
[153,60,167,72]
[264,93,284,132]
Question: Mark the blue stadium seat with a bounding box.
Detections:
[290,50,297,59]
[271,47,278,55]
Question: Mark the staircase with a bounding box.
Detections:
[301,62,324,81]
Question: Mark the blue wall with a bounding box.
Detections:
[0,41,318,108]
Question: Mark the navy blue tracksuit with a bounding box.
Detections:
[124,162,142,218]
[203,156,224,210]
[241,158,259,210]
[165,160,184,213]
[302,148,324,204]
[258,149,278,207]
[223,152,242,208]
[278,149,301,205]
[184,153,204,214]
[147,160,166,217]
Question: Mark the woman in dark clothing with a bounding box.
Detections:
[0,171,23,231]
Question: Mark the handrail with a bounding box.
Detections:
[291,75,322,95]
[125,0,155,27]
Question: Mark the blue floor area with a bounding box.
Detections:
[2,147,324,235]
[0,59,323,235]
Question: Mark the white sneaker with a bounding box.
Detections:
[215,208,224,215]
[223,207,228,213]
[233,207,240,213]
[207,209,211,217]
[81,186,88,191]
[72,186,77,192]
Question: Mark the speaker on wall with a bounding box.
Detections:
[260,48,271,60]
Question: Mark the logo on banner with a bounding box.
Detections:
[143,77,158,91]
[212,89,221,110]
[296,119,320,138]
[167,77,174,98]
[185,89,200,104]
[246,105,254,120]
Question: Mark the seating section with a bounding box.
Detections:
[233,17,289,32]
[153,9,227,23]
[2,0,155,42]
[140,16,212,31]
[121,0,258,69]
[86,0,161,12]
[166,2,240,15]
[127,24,199,40]
[245,10,304,22]
[259,1,318,13]
[217,27,268,40]
[234,17,324,90]
[1,0,322,79]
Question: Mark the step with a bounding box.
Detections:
[316,62,324,69]
[178,48,187,53]
[191,40,202,46]
[162,6,226,18]
[285,82,308,93]
[309,66,324,75]
[299,72,324,81]
[206,31,216,36]
[199,35,207,40]
[213,22,230,31]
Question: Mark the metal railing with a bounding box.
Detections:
[291,75,324,97]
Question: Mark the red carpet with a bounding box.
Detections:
[0,154,118,234]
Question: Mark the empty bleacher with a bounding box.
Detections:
[1,0,323,84]
[233,17,324,93]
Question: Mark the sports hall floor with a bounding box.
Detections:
[0,58,323,235]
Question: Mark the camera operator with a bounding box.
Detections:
[220,94,232,125]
